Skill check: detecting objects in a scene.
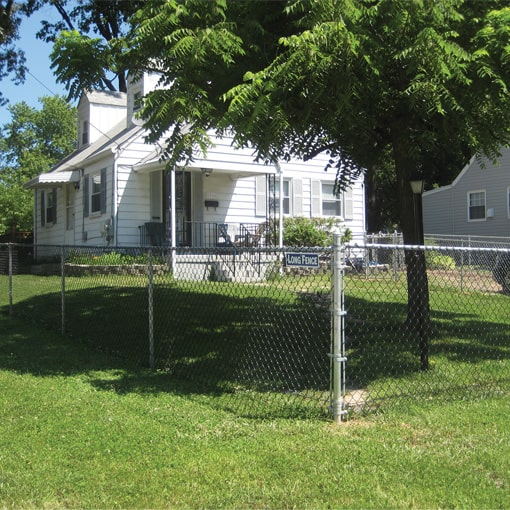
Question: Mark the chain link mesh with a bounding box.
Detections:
[344,243,510,413]
[1,241,509,419]
[1,243,332,419]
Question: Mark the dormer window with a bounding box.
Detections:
[82,120,89,145]
[133,91,142,112]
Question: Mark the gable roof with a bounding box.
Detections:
[78,90,127,108]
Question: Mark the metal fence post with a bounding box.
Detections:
[61,246,65,335]
[148,248,155,369]
[8,243,13,315]
[331,234,347,423]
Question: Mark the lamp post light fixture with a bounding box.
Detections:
[410,178,425,196]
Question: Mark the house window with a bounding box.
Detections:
[322,182,341,216]
[83,168,106,218]
[269,179,291,215]
[90,172,102,213]
[468,190,486,221]
[41,188,57,226]
[82,121,89,145]
[133,91,142,112]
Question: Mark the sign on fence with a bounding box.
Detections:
[285,252,320,268]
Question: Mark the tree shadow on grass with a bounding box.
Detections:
[3,277,509,417]
[346,295,510,392]
[0,281,332,418]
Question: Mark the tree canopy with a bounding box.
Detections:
[130,0,510,240]
[0,0,140,105]
[0,95,76,236]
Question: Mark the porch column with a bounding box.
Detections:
[170,167,176,248]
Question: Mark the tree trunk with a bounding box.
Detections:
[392,135,430,370]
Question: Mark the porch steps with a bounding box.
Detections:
[172,252,278,282]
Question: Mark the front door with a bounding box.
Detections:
[174,170,192,246]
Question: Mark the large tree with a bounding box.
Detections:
[0,0,142,105]
[0,95,76,237]
[128,0,510,370]
[0,0,26,106]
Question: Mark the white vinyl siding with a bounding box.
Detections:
[468,190,486,221]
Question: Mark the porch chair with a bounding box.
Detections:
[216,223,233,247]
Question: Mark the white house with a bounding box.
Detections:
[423,148,510,240]
[25,73,366,256]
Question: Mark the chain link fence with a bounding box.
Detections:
[1,240,509,420]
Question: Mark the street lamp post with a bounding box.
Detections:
[409,178,429,370]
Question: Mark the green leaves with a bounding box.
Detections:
[0,96,76,234]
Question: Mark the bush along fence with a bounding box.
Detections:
[1,239,509,420]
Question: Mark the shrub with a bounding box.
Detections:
[281,217,349,247]
[426,251,456,270]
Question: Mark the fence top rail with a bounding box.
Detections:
[346,242,510,254]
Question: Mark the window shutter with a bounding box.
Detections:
[40,190,45,226]
[255,175,266,217]
[293,179,303,216]
[52,188,57,224]
[100,167,107,214]
[83,174,89,218]
[311,180,321,216]
[344,187,353,220]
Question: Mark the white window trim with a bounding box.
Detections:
[321,181,343,218]
[89,171,102,216]
[467,189,486,222]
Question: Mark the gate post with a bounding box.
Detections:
[330,234,347,423]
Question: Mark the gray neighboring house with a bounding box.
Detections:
[423,147,510,239]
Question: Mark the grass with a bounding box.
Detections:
[0,312,509,508]
[1,269,509,418]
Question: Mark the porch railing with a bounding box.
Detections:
[139,221,273,248]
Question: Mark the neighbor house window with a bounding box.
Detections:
[322,182,342,216]
[468,190,486,221]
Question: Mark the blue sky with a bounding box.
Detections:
[0,4,69,121]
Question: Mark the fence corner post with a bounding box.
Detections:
[331,234,348,423]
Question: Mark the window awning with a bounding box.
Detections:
[24,170,81,189]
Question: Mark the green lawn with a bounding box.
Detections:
[1,270,509,419]
[0,312,509,508]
